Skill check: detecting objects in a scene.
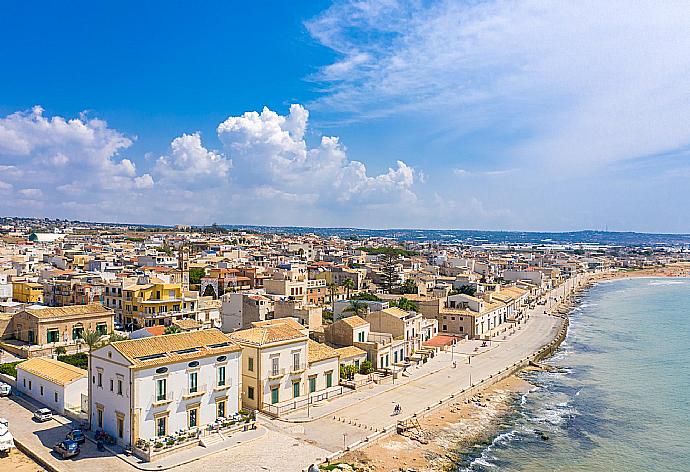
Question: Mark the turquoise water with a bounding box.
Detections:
[456,277,690,471]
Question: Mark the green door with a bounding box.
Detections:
[271,387,279,404]
[293,381,300,398]
[326,372,333,388]
[309,377,316,393]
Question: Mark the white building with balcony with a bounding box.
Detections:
[89,329,241,451]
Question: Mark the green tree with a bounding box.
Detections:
[80,330,104,353]
[341,278,355,299]
[359,360,373,375]
[380,252,400,293]
[400,278,418,294]
[453,284,476,296]
[108,332,128,343]
[343,300,368,317]
[164,325,182,335]
[189,267,206,286]
[390,296,419,312]
[54,345,67,356]
[350,292,381,302]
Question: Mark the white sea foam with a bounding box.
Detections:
[648,280,688,286]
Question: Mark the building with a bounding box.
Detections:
[122,280,200,329]
[16,357,87,415]
[229,319,340,415]
[12,281,44,304]
[10,304,114,354]
[89,329,241,449]
[220,292,273,332]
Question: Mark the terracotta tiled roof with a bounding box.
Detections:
[228,324,306,346]
[17,357,86,386]
[25,303,112,320]
[252,318,305,332]
[308,340,339,364]
[109,328,240,368]
[172,319,202,330]
[335,346,367,359]
[340,315,368,328]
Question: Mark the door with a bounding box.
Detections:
[309,377,316,394]
[28,330,34,344]
[293,381,300,398]
[271,387,279,404]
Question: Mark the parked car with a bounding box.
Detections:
[53,440,80,459]
[0,382,11,396]
[65,429,85,444]
[0,418,14,453]
[33,408,52,422]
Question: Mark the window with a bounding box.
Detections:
[271,387,279,404]
[110,379,114,391]
[117,416,124,438]
[293,352,300,371]
[46,329,60,343]
[54,392,58,403]
[217,366,226,387]
[29,380,32,390]
[156,379,167,401]
[156,416,167,437]
[97,408,103,429]
[247,386,255,400]
[271,357,279,376]
[326,372,333,388]
[40,385,44,396]
[97,372,103,388]
[188,408,198,428]
[189,372,198,393]
[358,332,365,342]
[293,381,300,398]
[96,323,108,335]
[309,376,316,394]
[217,400,226,419]
[117,379,123,395]
[23,379,26,388]
[443,324,447,331]
[248,357,254,372]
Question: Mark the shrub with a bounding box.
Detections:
[359,360,373,375]
[0,361,23,378]
[58,353,88,369]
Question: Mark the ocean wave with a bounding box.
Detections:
[647,280,688,286]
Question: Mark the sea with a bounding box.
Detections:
[455,277,690,471]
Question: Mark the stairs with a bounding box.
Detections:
[199,432,225,448]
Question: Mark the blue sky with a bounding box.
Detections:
[2,1,690,232]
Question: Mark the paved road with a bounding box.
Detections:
[0,275,586,472]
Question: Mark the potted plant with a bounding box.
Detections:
[154,441,163,450]
[166,438,175,447]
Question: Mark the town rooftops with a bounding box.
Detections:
[252,317,306,332]
[380,307,415,319]
[24,303,112,320]
[335,345,367,359]
[340,315,368,328]
[307,339,339,364]
[108,328,240,369]
[229,324,307,346]
[17,357,86,386]
[172,318,202,330]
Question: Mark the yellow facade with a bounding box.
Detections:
[13,281,44,303]
[122,283,196,328]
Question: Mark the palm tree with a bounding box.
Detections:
[54,345,67,356]
[341,278,355,300]
[343,300,367,318]
[80,330,104,353]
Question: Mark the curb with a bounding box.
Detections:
[13,438,60,472]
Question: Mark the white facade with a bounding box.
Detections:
[90,335,241,447]
[16,368,87,415]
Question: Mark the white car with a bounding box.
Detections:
[0,382,11,396]
[33,408,52,422]
[0,418,14,453]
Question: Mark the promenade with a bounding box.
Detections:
[0,276,583,472]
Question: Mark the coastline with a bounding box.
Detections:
[338,264,690,472]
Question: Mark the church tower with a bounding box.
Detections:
[179,245,190,291]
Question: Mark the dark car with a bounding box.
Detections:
[53,440,80,459]
[66,429,85,444]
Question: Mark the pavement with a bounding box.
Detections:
[0,275,586,472]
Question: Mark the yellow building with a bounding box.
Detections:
[122,281,199,329]
[13,281,44,304]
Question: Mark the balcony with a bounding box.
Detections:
[182,384,207,400]
[268,368,286,379]
[290,363,307,374]
[151,391,174,406]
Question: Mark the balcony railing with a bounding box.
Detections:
[152,391,174,405]
[183,384,207,399]
[290,363,307,374]
[268,368,286,379]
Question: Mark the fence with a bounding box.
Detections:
[263,386,344,417]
